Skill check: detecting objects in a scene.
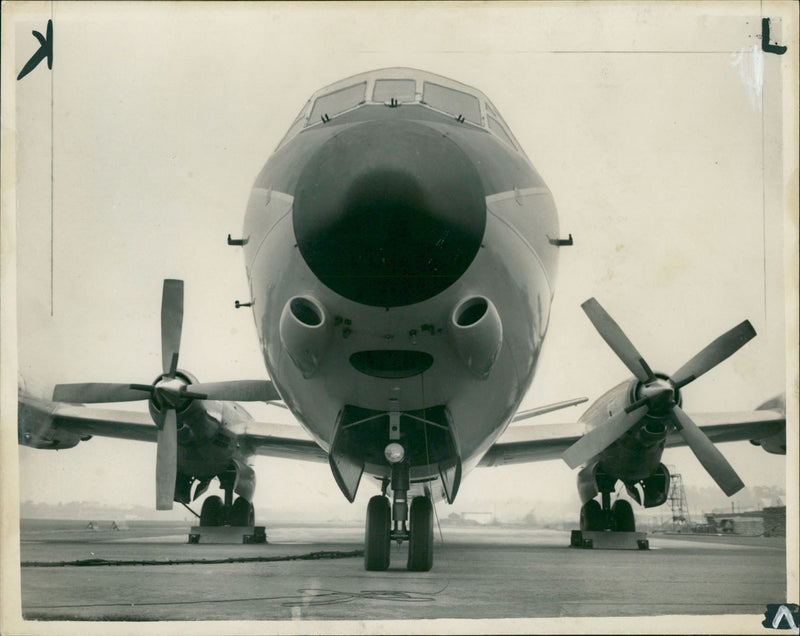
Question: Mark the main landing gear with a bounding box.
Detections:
[198,472,255,527]
[364,463,434,571]
[579,470,636,533]
[573,474,647,549]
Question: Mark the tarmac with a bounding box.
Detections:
[12,518,788,631]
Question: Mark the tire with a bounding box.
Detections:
[407,496,434,572]
[580,499,603,532]
[230,497,255,527]
[612,499,636,532]
[200,495,224,527]
[364,496,391,571]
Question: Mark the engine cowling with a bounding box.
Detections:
[18,394,85,450]
[625,463,671,508]
[577,380,672,482]
[749,394,786,454]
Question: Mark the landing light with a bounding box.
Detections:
[384,443,405,464]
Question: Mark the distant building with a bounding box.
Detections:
[762,506,786,537]
[461,512,494,525]
[704,506,785,537]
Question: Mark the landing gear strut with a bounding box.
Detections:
[364,462,434,571]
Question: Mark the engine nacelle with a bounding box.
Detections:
[448,295,503,379]
[637,419,668,448]
[18,394,85,450]
[749,394,786,454]
[231,457,256,501]
[750,434,786,455]
[579,461,671,509]
[279,295,332,378]
[578,380,670,481]
[625,463,671,508]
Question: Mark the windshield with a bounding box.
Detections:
[373,78,417,103]
[421,82,482,125]
[279,69,522,154]
[308,82,367,123]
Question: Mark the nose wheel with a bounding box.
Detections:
[407,496,434,571]
[364,496,391,571]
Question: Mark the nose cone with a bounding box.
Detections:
[293,120,486,307]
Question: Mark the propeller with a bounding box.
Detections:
[155,279,183,510]
[156,409,178,510]
[563,298,755,496]
[562,404,649,469]
[52,279,282,510]
[53,382,151,403]
[161,279,184,377]
[668,405,744,496]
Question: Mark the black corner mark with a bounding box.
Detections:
[17,19,53,80]
[762,18,787,55]
[763,604,799,630]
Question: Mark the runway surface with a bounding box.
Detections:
[16,519,787,626]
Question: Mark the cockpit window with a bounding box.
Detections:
[278,99,311,148]
[308,82,367,124]
[421,82,482,125]
[485,100,518,150]
[373,79,417,103]
[487,115,517,149]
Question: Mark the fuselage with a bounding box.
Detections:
[241,68,560,498]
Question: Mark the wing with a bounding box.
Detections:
[479,409,786,467]
[479,422,585,466]
[19,393,157,448]
[19,393,328,462]
[238,424,328,463]
[665,409,786,452]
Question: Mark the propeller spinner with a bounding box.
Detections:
[52,279,281,510]
[562,298,755,497]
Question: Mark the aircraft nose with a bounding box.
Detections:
[293,120,486,307]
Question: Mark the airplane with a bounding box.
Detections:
[17,67,786,571]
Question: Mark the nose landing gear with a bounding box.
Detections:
[364,463,434,571]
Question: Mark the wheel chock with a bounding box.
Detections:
[569,530,649,550]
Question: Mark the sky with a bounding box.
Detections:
[3,3,796,526]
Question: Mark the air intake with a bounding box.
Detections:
[448,296,503,379]
[279,295,331,378]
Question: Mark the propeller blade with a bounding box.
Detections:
[562,403,649,469]
[671,320,756,389]
[155,409,178,510]
[669,405,744,496]
[581,298,654,383]
[161,279,184,377]
[53,383,151,403]
[188,380,281,402]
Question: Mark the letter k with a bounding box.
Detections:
[17,19,53,81]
